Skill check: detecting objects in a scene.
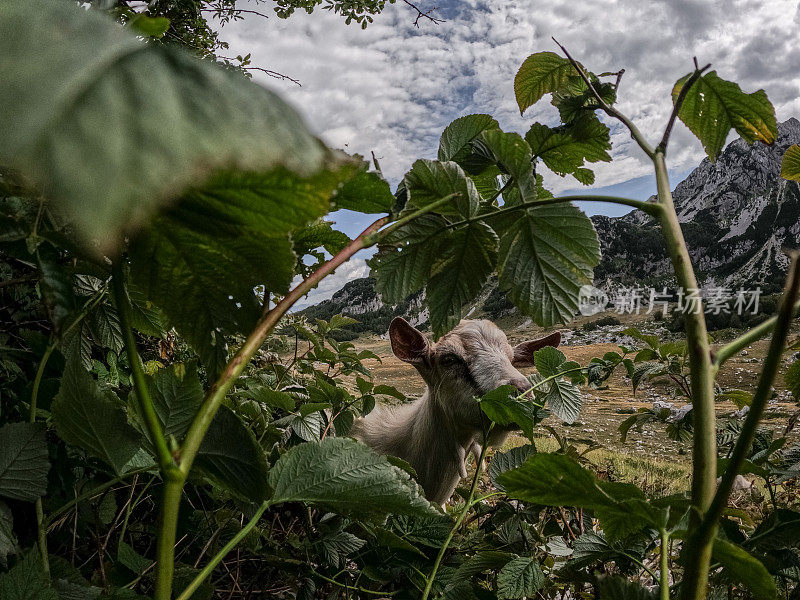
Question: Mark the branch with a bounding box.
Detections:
[714,299,800,368]
[445,193,661,230]
[659,59,711,153]
[697,252,800,546]
[201,8,271,20]
[401,0,444,27]
[552,38,656,159]
[178,216,389,474]
[241,66,301,86]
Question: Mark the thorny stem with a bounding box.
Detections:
[363,195,456,245]
[420,425,493,600]
[693,253,800,556]
[175,502,272,600]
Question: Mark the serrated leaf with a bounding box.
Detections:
[713,539,776,600]
[0,502,18,560]
[0,423,49,502]
[544,378,583,424]
[130,166,352,377]
[497,556,544,599]
[195,406,270,502]
[127,13,170,38]
[404,159,479,218]
[672,71,777,161]
[438,114,501,163]
[479,386,541,441]
[596,575,656,600]
[52,355,143,476]
[332,163,394,213]
[0,0,344,254]
[489,445,535,492]
[782,145,800,181]
[717,389,753,408]
[36,247,75,334]
[497,203,600,327]
[0,551,59,600]
[515,52,576,115]
[268,437,438,517]
[370,214,450,304]
[117,541,151,574]
[526,113,612,179]
[427,221,498,338]
[472,130,537,204]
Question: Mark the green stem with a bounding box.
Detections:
[363,195,456,245]
[112,263,175,473]
[175,501,271,600]
[654,149,716,600]
[660,529,670,600]
[46,466,154,525]
[310,569,397,597]
[693,253,800,553]
[513,365,589,402]
[447,194,660,231]
[155,473,185,600]
[420,426,492,600]
[713,299,800,369]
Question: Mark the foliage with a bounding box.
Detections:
[0,2,798,600]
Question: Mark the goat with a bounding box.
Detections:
[351,317,561,505]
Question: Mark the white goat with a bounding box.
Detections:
[351,317,561,505]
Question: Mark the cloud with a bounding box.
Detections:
[216,0,800,305]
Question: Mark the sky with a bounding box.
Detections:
[213,0,800,308]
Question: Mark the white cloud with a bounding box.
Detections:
[216,0,800,305]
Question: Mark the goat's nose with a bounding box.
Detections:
[510,376,532,394]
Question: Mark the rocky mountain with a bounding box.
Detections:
[304,118,800,333]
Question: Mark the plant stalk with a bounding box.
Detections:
[176,501,271,600]
[420,426,492,600]
[155,473,186,600]
[693,252,800,553]
[653,150,716,600]
[660,529,670,600]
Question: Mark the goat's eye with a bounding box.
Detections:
[439,355,461,367]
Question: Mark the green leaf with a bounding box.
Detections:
[498,452,608,507]
[497,556,544,599]
[0,502,18,560]
[404,159,479,218]
[0,423,49,502]
[332,162,394,213]
[543,377,582,424]
[52,355,143,476]
[782,144,800,181]
[130,362,203,444]
[373,385,406,401]
[195,406,270,502]
[717,389,753,408]
[268,437,438,518]
[525,113,612,179]
[0,551,58,600]
[438,114,501,162]
[497,203,600,327]
[127,13,170,38]
[479,386,541,441]
[595,576,656,600]
[0,0,344,254]
[471,130,537,204]
[123,279,167,339]
[370,214,451,304]
[713,539,776,600]
[117,541,151,574]
[246,387,296,412]
[87,303,124,355]
[672,71,777,161]
[489,445,535,492]
[36,247,75,334]
[515,52,576,115]
[427,221,498,338]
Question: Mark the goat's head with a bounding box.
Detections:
[388,317,561,428]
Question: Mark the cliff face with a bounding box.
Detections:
[594,118,800,292]
[306,119,800,328]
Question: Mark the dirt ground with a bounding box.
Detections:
[354,332,800,463]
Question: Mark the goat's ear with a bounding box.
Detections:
[389,317,430,364]
[512,331,562,367]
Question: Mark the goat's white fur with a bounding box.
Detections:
[352,318,560,505]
